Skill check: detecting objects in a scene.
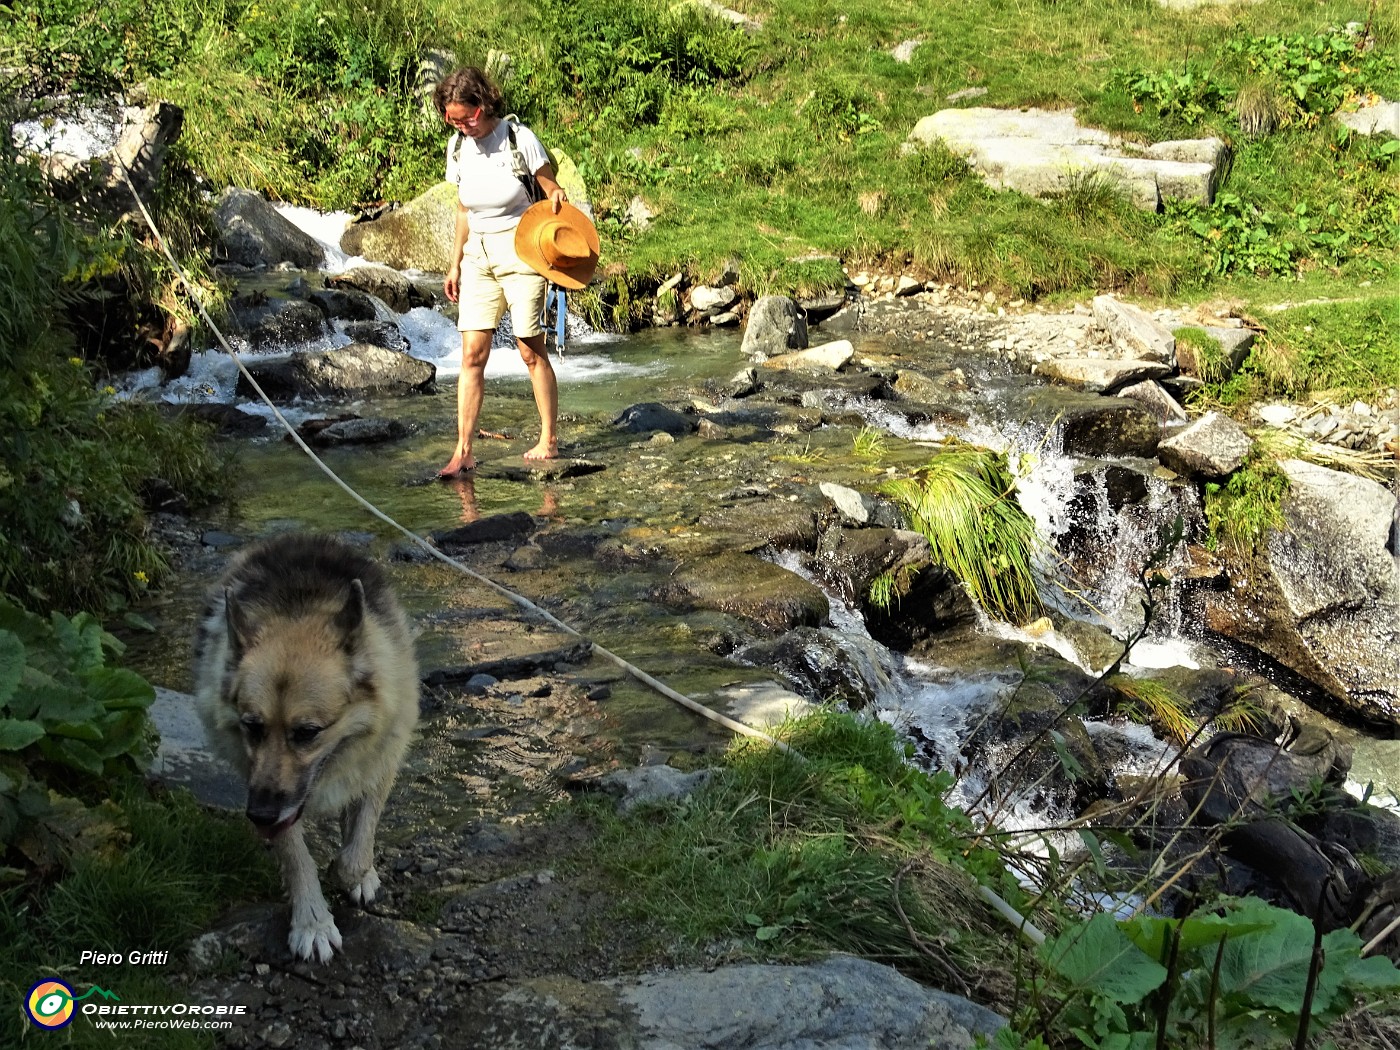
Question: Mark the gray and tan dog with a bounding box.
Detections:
[194,533,418,962]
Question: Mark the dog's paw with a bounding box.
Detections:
[331,854,381,906]
[288,910,342,963]
[345,865,381,906]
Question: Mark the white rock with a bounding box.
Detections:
[1257,404,1297,427]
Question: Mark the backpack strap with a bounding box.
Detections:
[503,118,531,179]
[503,117,544,203]
[449,130,465,184]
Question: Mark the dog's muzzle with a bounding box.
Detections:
[247,790,304,840]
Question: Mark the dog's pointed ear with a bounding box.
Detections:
[336,579,366,644]
[224,587,255,658]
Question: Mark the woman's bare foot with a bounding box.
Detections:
[522,440,558,461]
[437,451,477,477]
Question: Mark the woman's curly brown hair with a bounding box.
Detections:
[433,67,504,120]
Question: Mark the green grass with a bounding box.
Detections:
[1203,451,1290,551]
[881,446,1043,625]
[0,781,278,1049]
[5,0,1395,305]
[1195,294,1400,408]
[579,711,1012,983]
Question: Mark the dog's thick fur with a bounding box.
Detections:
[193,533,418,962]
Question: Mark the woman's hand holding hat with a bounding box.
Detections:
[515,200,600,290]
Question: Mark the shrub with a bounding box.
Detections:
[0,134,225,614]
[0,597,155,869]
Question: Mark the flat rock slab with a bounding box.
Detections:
[147,687,245,811]
[480,457,607,482]
[444,956,1003,1049]
[1035,357,1172,394]
[1338,98,1400,137]
[909,108,1225,209]
[708,680,817,728]
[657,551,830,631]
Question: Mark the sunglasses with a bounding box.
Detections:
[445,104,484,129]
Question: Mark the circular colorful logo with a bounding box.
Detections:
[25,978,76,1029]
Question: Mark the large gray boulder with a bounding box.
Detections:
[438,956,1003,1048]
[908,108,1226,210]
[1035,358,1172,394]
[741,295,809,359]
[214,188,325,269]
[1012,386,1162,458]
[1158,411,1252,477]
[340,182,458,272]
[616,956,999,1048]
[327,264,418,314]
[231,294,330,351]
[1201,460,1400,728]
[1092,295,1176,364]
[237,343,437,401]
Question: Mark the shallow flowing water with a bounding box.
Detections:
[123,212,1399,828]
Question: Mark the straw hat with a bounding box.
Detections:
[514,201,600,290]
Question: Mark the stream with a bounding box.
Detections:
[120,209,1400,840]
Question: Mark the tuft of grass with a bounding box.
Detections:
[1174,326,1230,383]
[0,781,278,1049]
[579,711,1008,983]
[1234,78,1288,139]
[867,570,897,612]
[852,425,888,461]
[1057,170,1132,227]
[1204,451,1289,551]
[1212,686,1270,735]
[881,447,1042,625]
[1106,673,1197,743]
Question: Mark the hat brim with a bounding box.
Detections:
[515,201,600,291]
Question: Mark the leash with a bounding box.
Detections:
[543,284,567,355]
[115,163,792,756]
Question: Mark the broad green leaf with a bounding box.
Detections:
[49,721,104,743]
[1043,912,1167,1004]
[38,737,104,776]
[1324,929,1400,995]
[755,926,783,941]
[1217,906,1315,1011]
[0,631,23,705]
[0,719,45,752]
[93,711,151,761]
[1341,954,1400,994]
[81,667,155,710]
[1123,912,1272,961]
[34,690,102,727]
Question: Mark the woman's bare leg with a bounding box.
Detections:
[439,330,493,476]
[518,333,558,460]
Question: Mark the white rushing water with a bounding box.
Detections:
[117,205,657,405]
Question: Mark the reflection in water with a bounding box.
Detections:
[441,474,561,525]
[443,475,479,523]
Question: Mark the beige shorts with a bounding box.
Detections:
[457,228,546,338]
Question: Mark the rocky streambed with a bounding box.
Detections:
[113,201,1400,1048]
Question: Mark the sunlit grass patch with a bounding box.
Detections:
[881,447,1043,625]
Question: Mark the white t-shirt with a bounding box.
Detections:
[444,120,550,235]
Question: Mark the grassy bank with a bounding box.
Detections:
[578,711,1400,1048]
[0,783,278,1049]
[4,0,1395,299]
